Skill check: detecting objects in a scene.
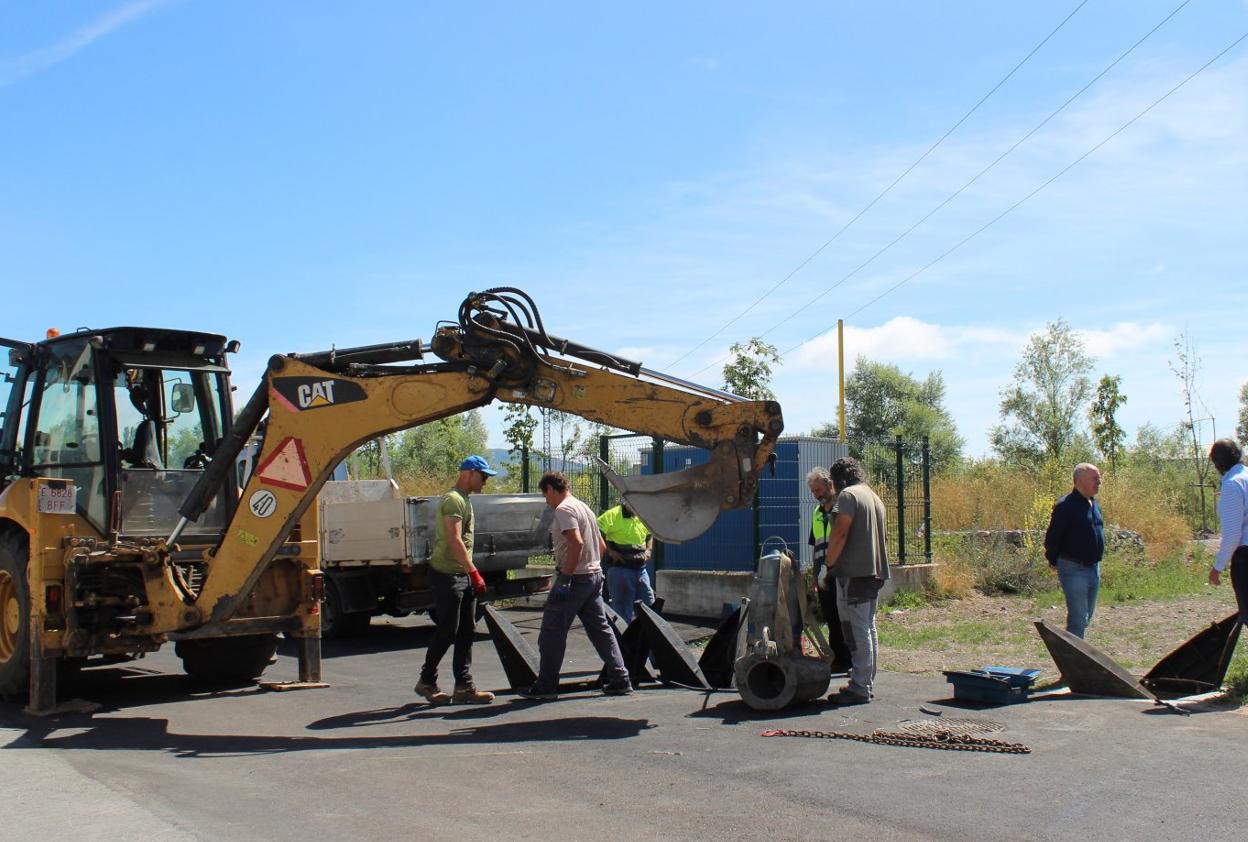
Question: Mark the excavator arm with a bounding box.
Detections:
[148,289,783,632]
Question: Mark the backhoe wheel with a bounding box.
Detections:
[0,532,32,702]
[175,634,279,684]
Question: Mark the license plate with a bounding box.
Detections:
[38,484,77,514]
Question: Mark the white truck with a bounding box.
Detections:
[317,480,554,636]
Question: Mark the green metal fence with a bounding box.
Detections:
[849,435,932,565]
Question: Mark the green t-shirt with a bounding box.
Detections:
[430,489,474,574]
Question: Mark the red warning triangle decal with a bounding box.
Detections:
[256,436,312,491]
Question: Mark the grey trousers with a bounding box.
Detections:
[836,577,881,698]
[536,571,630,690]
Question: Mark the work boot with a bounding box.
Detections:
[518,683,558,701]
[827,687,870,706]
[414,679,451,705]
[452,683,495,704]
[602,680,634,696]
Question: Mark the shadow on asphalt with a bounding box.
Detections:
[686,694,832,725]
[1,713,653,757]
[0,667,267,717]
[277,624,490,660]
[926,693,1217,717]
[305,694,624,730]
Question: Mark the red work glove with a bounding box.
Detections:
[468,568,487,597]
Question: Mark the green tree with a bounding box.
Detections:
[1169,332,1214,532]
[545,409,584,461]
[990,320,1094,466]
[722,337,780,401]
[497,403,539,491]
[1089,374,1128,470]
[378,410,489,480]
[1237,381,1248,450]
[817,357,963,472]
[501,403,538,453]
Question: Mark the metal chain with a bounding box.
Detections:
[760,728,1031,755]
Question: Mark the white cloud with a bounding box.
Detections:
[0,0,172,87]
[1079,322,1171,358]
[791,316,1024,370]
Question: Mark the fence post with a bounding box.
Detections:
[521,445,530,493]
[895,435,906,565]
[598,435,610,513]
[652,437,665,570]
[922,435,932,563]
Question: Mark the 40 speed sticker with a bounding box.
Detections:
[249,489,278,518]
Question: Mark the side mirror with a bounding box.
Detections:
[171,383,196,414]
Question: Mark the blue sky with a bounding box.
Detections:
[3,1,1247,457]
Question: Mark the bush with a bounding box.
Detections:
[934,532,1053,596]
[931,548,975,599]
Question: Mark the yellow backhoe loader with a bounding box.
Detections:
[0,288,783,712]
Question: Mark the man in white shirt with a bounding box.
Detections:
[520,472,633,700]
[1208,438,1248,625]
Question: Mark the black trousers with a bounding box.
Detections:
[1231,546,1248,627]
[420,568,477,686]
[816,566,852,666]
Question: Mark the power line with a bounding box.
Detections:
[663,0,1091,370]
[780,28,1248,361]
[689,0,1195,379]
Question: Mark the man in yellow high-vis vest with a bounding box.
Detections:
[598,502,656,624]
[808,467,852,671]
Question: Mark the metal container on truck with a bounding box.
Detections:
[318,481,553,636]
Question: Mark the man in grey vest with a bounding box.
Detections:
[817,457,890,704]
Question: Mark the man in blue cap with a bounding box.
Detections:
[415,455,498,704]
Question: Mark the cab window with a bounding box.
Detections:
[30,339,107,528]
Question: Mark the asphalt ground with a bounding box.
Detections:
[2,606,1246,842]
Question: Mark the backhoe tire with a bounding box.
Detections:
[0,532,32,702]
[175,634,279,684]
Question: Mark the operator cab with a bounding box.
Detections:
[0,328,240,539]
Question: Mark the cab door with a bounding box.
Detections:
[0,338,34,486]
[26,337,108,533]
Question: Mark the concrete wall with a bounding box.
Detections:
[655,570,753,619]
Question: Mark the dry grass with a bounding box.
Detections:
[933,461,1191,562]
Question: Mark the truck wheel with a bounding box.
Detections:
[175,634,278,683]
[322,581,370,638]
[0,532,31,702]
[322,581,352,639]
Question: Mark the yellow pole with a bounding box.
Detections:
[837,319,846,443]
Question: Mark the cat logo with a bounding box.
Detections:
[299,380,336,408]
[271,376,367,413]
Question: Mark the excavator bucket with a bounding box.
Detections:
[596,441,747,544]
[1034,620,1153,700]
[482,604,540,690]
[1142,613,1242,697]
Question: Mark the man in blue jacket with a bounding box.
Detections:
[1043,463,1105,638]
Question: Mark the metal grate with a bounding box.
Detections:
[896,718,1005,737]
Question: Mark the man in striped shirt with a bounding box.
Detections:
[1208,438,1248,625]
